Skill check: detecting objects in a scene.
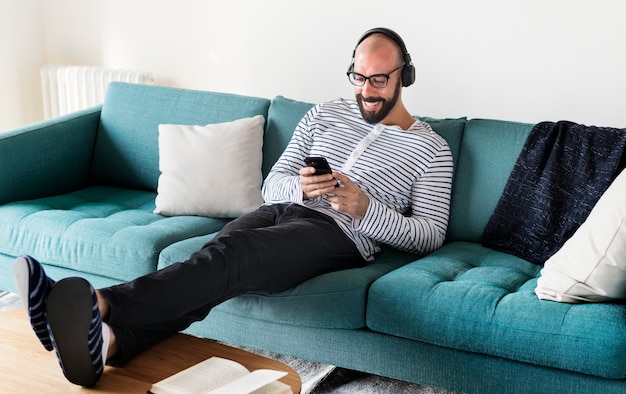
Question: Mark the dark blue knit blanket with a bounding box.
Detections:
[481,120,626,265]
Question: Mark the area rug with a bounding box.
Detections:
[0,290,456,393]
[0,291,22,311]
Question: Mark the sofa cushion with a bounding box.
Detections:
[154,115,265,218]
[0,186,229,281]
[536,168,626,303]
[446,119,533,242]
[263,96,315,178]
[415,116,466,179]
[159,241,419,329]
[91,83,271,191]
[367,241,626,379]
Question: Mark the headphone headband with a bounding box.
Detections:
[348,27,415,87]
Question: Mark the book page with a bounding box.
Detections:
[250,380,293,394]
[207,369,288,394]
[150,357,250,394]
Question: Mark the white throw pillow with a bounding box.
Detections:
[535,168,626,303]
[154,115,265,218]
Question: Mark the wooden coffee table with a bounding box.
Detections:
[0,309,301,393]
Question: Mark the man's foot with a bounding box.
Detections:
[46,277,104,387]
[13,255,55,351]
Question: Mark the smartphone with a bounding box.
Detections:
[304,156,333,175]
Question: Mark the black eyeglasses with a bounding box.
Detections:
[347,64,404,88]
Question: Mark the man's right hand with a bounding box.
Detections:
[300,166,338,199]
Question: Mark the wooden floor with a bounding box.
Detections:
[0,308,301,393]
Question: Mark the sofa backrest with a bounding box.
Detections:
[446,119,534,242]
[91,83,271,191]
[90,83,533,245]
[263,96,314,178]
[415,115,466,182]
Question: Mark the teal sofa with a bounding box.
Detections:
[1,82,624,394]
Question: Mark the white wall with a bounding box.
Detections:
[2,0,626,131]
[0,0,45,131]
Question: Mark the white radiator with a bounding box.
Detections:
[41,65,154,119]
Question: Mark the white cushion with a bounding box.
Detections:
[154,115,265,218]
[535,168,626,303]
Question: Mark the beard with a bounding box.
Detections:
[356,79,401,124]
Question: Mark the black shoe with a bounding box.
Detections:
[46,277,104,387]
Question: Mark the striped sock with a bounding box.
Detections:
[101,322,110,364]
[13,255,55,351]
[87,286,105,380]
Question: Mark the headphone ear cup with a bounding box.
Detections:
[402,64,415,87]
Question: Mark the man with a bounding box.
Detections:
[14,27,453,387]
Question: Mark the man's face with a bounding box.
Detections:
[356,76,402,124]
[351,39,404,125]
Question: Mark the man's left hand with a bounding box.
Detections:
[326,172,370,220]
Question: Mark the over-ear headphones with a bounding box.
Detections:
[347,27,415,87]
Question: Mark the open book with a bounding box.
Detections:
[147,356,293,394]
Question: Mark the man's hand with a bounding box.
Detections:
[300,166,338,199]
[326,172,369,219]
[300,167,370,220]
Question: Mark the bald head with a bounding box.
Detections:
[355,33,404,67]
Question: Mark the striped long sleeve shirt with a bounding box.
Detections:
[262,98,453,261]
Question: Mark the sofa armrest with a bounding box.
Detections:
[0,106,101,204]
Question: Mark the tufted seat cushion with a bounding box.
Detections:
[159,240,421,329]
[0,186,229,281]
[366,241,626,379]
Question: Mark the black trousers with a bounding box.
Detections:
[100,203,365,364]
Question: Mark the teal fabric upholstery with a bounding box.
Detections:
[157,233,218,269]
[0,107,100,204]
[91,83,271,191]
[263,96,314,178]
[367,241,626,379]
[415,116,466,179]
[209,247,421,329]
[161,237,420,329]
[190,309,626,394]
[0,186,229,281]
[447,119,533,242]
